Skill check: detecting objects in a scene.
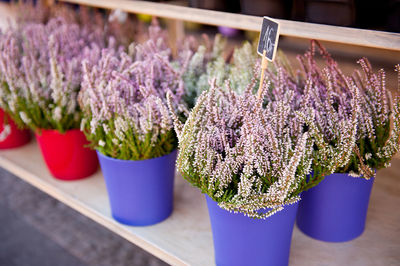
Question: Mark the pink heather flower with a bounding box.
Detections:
[0,17,107,132]
[173,77,313,219]
[79,24,188,160]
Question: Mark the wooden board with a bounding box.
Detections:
[0,139,212,266]
[0,139,399,266]
[58,0,400,51]
[0,2,16,29]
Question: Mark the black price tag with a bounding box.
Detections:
[257,17,280,61]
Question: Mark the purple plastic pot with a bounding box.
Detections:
[97,150,177,226]
[296,173,374,242]
[206,195,299,266]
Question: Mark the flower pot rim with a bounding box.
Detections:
[327,171,376,179]
[204,194,299,218]
[35,128,82,136]
[96,149,177,163]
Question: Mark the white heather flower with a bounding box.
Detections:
[67,99,77,115]
[53,106,62,121]
[9,98,17,113]
[115,129,125,141]
[112,138,119,145]
[90,119,98,134]
[0,124,11,141]
[365,153,372,160]
[103,124,110,134]
[19,111,31,125]
[348,171,361,178]
[98,140,106,147]
[115,116,128,133]
[80,118,87,131]
[384,162,391,168]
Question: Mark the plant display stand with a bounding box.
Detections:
[0,1,399,265]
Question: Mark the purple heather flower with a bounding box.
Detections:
[79,24,187,160]
[0,17,107,132]
[173,76,313,219]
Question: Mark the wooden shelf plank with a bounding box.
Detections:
[59,0,400,51]
[0,139,213,266]
[0,140,399,265]
[0,2,16,29]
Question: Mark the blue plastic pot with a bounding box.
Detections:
[97,150,177,226]
[206,195,299,266]
[296,173,374,242]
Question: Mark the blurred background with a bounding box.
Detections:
[158,0,399,32]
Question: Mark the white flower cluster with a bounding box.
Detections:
[174,79,313,219]
[182,36,258,108]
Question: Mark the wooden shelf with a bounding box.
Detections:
[0,139,212,266]
[59,0,400,51]
[0,2,399,265]
[0,139,399,265]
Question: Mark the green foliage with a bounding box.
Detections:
[182,36,259,108]
[81,115,177,161]
[0,81,81,133]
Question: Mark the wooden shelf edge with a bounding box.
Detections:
[59,0,400,51]
[0,153,187,266]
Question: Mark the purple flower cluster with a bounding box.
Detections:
[13,0,137,48]
[0,17,105,132]
[79,25,187,160]
[282,41,400,178]
[174,41,374,217]
[255,44,358,192]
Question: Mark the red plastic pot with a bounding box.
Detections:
[35,129,98,180]
[0,109,31,149]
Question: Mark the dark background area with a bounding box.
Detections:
[152,0,400,33]
[0,169,167,266]
[2,0,398,32]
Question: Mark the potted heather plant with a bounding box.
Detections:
[169,76,314,265]
[182,37,258,108]
[0,18,101,180]
[292,42,400,242]
[181,34,227,109]
[0,108,31,149]
[179,37,362,262]
[79,26,187,226]
[0,30,31,149]
[265,44,360,194]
